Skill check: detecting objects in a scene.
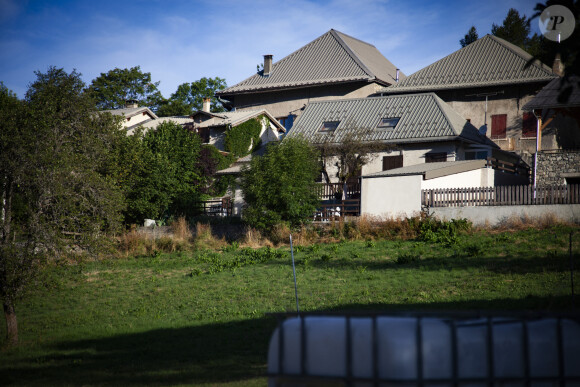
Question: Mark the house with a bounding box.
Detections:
[360,160,521,218]
[189,99,285,152]
[104,101,159,134]
[523,75,580,186]
[378,35,557,159]
[216,29,404,130]
[286,92,527,185]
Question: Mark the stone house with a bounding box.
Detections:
[189,99,285,152]
[523,75,580,186]
[378,35,557,162]
[286,92,527,185]
[216,29,404,131]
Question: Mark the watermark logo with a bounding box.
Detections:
[539,5,575,42]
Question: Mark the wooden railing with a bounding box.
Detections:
[314,199,360,221]
[486,157,529,176]
[192,198,233,217]
[316,182,361,200]
[422,184,580,208]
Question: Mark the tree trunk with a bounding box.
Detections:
[3,299,18,347]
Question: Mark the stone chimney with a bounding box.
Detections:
[125,100,138,109]
[263,54,273,76]
[202,98,211,112]
[552,53,565,76]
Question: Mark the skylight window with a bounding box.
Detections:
[377,117,400,129]
[320,121,340,132]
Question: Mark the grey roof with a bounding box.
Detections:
[217,29,404,96]
[104,106,158,119]
[137,116,193,129]
[523,75,580,110]
[362,160,487,180]
[287,93,496,147]
[380,35,556,94]
[194,109,285,132]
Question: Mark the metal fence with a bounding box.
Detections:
[268,311,580,386]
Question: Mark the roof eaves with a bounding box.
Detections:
[217,77,373,96]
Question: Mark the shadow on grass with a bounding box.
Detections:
[2,297,577,386]
[284,249,579,275]
[2,316,278,386]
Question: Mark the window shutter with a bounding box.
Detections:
[522,112,536,137]
[383,155,403,171]
[491,114,507,139]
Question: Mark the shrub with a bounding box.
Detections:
[241,137,321,230]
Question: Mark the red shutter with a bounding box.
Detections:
[491,114,507,139]
[522,112,536,137]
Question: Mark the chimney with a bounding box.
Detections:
[125,100,138,109]
[202,98,211,112]
[396,69,400,83]
[263,54,273,76]
[552,53,564,76]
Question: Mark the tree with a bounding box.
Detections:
[492,8,544,57]
[241,137,320,230]
[530,1,580,102]
[89,66,164,111]
[460,26,479,47]
[1,68,124,347]
[315,129,386,200]
[156,77,227,117]
[105,121,206,224]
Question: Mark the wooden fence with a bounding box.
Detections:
[192,198,233,217]
[422,184,580,208]
[314,199,360,221]
[316,182,361,200]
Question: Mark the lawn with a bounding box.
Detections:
[1,226,578,386]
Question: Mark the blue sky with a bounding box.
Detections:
[0,0,541,99]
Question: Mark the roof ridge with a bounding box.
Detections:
[223,30,338,91]
[330,29,375,79]
[485,34,554,75]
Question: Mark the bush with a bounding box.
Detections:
[241,137,321,230]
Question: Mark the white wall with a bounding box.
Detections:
[362,168,498,218]
[421,168,494,190]
[432,204,580,226]
[361,175,422,217]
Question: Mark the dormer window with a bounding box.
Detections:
[320,121,340,132]
[377,117,400,129]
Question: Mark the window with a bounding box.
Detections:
[278,115,295,131]
[465,151,488,160]
[320,121,340,132]
[425,152,447,163]
[383,155,403,171]
[377,117,400,129]
[522,112,536,138]
[491,114,507,139]
[198,127,210,144]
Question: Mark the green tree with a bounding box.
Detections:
[89,66,164,111]
[157,77,227,117]
[1,68,124,347]
[460,26,479,47]
[492,8,544,57]
[241,137,320,230]
[530,1,580,102]
[107,121,206,223]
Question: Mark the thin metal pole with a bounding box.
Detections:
[290,234,300,313]
[570,231,575,309]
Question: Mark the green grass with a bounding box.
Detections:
[1,226,579,386]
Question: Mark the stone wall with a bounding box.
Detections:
[536,150,580,185]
